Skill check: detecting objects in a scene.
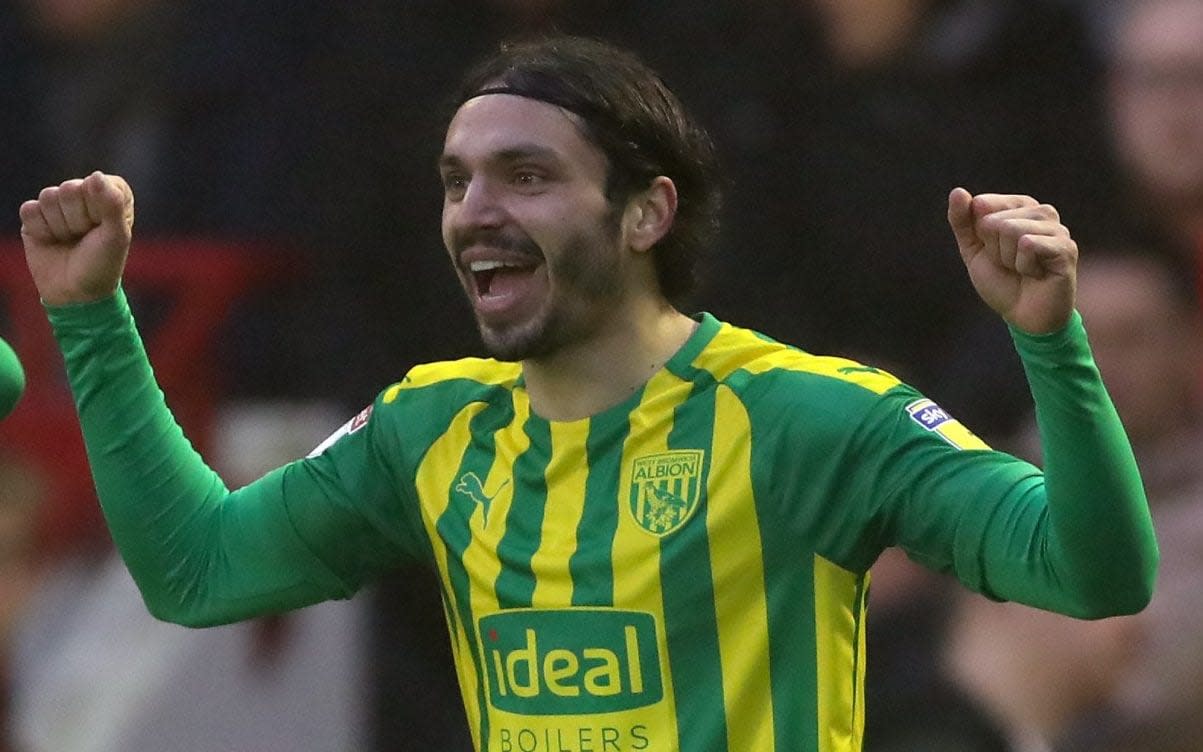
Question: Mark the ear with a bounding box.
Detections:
[625,176,678,254]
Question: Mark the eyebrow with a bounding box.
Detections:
[438,143,563,171]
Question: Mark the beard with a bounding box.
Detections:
[456,215,625,362]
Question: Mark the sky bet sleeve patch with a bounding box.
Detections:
[904,398,990,451]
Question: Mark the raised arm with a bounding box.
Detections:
[18,175,400,625]
[944,188,1158,616]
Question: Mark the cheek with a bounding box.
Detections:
[529,199,614,257]
[440,205,455,250]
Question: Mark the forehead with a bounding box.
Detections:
[442,93,606,170]
[1116,1,1203,64]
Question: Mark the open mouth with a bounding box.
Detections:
[470,259,539,298]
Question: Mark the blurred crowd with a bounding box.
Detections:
[1,0,1202,750]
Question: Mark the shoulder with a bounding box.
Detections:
[379,357,521,406]
[694,318,905,403]
[311,358,522,460]
[369,357,522,427]
[387,357,522,396]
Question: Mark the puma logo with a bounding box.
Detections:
[455,472,509,525]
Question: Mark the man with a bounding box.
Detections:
[1104,0,1203,252]
[18,36,1155,752]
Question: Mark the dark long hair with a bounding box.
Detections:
[453,35,722,308]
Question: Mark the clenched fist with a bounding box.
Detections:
[948,188,1078,335]
[19,172,135,306]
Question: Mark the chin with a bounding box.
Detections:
[479,320,551,362]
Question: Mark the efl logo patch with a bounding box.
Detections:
[306,404,374,458]
[905,399,990,451]
[628,450,704,536]
[349,404,373,433]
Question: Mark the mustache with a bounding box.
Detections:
[451,228,544,261]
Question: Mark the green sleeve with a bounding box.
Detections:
[0,335,25,418]
[992,311,1158,614]
[875,312,1157,618]
[48,289,418,627]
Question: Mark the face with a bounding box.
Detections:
[1108,0,1203,199]
[1075,256,1200,444]
[440,93,629,361]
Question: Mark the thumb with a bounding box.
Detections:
[947,187,978,261]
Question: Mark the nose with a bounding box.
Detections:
[448,175,507,232]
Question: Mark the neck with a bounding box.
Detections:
[521,297,697,421]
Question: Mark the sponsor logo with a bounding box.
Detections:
[481,609,662,716]
[628,450,704,536]
[455,472,508,525]
[907,398,951,430]
[496,725,650,751]
[905,398,990,451]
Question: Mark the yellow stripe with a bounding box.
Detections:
[937,421,991,450]
[529,419,590,608]
[814,555,865,752]
[401,358,521,390]
[465,387,529,614]
[609,367,691,743]
[695,323,901,395]
[854,576,868,745]
[414,401,488,750]
[689,322,786,380]
[740,351,899,394]
[467,391,532,751]
[459,385,526,620]
[708,386,775,751]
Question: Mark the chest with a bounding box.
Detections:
[412,405,774,608]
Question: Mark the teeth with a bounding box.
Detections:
[469,260,520,272]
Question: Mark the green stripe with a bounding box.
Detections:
[569,408,630,605]
[493,416,552,608]
[436,401,511,746]
[661,380,728,750]
[851,573,869,739]
[719,364,820,745]
[438,585,461,664]
[738,387,818,748]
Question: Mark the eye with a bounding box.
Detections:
[512,169,546,191]
[442,172,468,201]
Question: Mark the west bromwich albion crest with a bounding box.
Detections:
[628,450,705,536]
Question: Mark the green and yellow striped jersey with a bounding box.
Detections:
[50,292,1157,752]
[310,313,1032,751]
